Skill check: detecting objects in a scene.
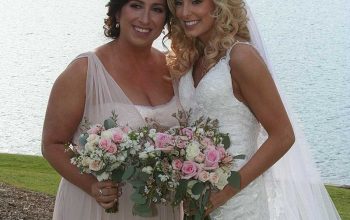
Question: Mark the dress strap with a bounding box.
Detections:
[225,40,252,58]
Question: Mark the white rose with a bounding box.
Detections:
[84,142,96,152]
[209,172,219,185]
[86,134,100,145]
[186,141,201,160]
[214,168,230,190]
[101,130,113,139]
[89,160,104,171]
[81,157,92,167]
[142,166,153,174]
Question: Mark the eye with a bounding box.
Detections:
[192,0,202,4]
[153,6,165,13]
[175,0,183,6]
[130,3,142,9]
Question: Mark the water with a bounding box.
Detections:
[0,0,349,184]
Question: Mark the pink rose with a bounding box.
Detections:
[111,128,124,143]
[216,146,226,159]
[87,124,103,135]
[201,137,214,148]
[99,138,118,153]
[198,171,210,182]
[181,128,193,139]
[155,133,173,149]
[172,159,183,170]
[181,161,199,179]
[204,149,220,170]
[175,137,188,149]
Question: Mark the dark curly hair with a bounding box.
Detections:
[103,0,171,39]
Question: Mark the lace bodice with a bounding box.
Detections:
[179,48,260,170]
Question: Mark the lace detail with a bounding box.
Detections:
[178,44,270,219]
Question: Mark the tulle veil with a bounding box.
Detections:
[245,2,341,219]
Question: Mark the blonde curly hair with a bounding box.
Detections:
[166,0,250,77]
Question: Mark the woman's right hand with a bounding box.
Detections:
[91,181,121,209]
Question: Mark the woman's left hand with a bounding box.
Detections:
[205,186,239,216]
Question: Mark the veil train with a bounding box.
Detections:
[245,2,341,219]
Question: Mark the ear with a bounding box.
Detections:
[115,11,120,22]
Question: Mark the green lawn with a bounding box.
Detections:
[0,153,349,219]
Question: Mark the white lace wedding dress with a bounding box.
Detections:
[178,41,341,219]
[53,52,181,220]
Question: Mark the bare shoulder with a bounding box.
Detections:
[229,43,268,81]
[55,57,88,91]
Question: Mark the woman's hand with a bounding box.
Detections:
[205,186,239,216]
[91,181,122,209]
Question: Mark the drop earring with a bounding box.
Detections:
[116,22,120,28]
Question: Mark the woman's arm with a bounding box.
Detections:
[41,58,118,208]
[206,44,295,213]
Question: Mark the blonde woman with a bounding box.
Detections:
[167,0,341,219]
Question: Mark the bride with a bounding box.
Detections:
[166,0,341,219]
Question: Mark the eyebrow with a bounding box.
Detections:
[130,0,166,7]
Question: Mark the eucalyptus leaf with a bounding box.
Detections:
[129,179,146,188]
[221,134,231,149]
[138,172,150,182]
[79,133,89,146]
[233,154,246,160]
[130,192,147,204]
[111,167,124,182]
[122,165,135,181]
[227,171,241,189]
[192,182,205,195]
[104,118,117,130]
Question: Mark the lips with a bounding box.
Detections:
[184,20,199,27]
[134,26,151,33]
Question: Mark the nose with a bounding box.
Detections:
[178,3,190,19]
[140,10,150,25]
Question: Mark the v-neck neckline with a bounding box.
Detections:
[91,52,175,108]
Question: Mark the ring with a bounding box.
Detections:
[99,189,103,196]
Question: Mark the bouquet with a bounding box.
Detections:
[67,111,142,213]
[118,110,244,219]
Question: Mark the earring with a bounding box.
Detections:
[115,22,120,28]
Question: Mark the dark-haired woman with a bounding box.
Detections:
[42,0,181,219]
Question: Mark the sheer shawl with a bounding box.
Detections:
[245,3,341,219]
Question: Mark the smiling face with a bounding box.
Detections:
[174,0,216,43]
[118,0,167,47]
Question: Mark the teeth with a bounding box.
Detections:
[135,27,150,33]
[184,20,199,26]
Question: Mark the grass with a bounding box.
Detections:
[0,153,60,195]
[0,153,349,219]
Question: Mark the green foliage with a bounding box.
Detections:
[221,134,231,149]
[227,171,241,189]
[232,154,246,160]
[192,181,205,195]
[111,167,124,182]
[104,118,117,130]
[122,165,135,181]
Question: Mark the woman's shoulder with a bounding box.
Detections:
[228,42,267,80]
